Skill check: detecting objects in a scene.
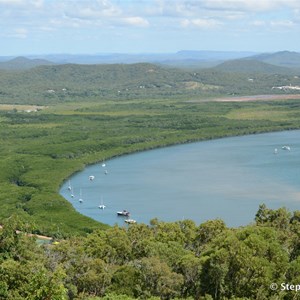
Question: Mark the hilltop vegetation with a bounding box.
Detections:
[0,62,299,106]
[212,59,295,75]
[250,50,300,68]
[1,205,300,299]
[0,56,54,70]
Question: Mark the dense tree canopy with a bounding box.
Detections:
[1,206,300,299]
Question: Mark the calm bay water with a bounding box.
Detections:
[60,130,300,227]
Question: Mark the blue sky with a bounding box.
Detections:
[1,0,300,55]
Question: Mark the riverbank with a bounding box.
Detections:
[2,97,300,236]
[60,129,300,227]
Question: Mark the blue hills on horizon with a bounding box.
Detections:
[0,50,299,71]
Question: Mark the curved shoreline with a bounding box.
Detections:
[60,128,300,227]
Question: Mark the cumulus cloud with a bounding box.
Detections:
[122,17,149,27]
[270,20,295,27]
[0,0,43,7]
[55,1,150,29]
[62,0,122,20]
[0,0,299,47]
[151,0,300,18]
[0,0,23,4]
[181,18,222,29]
[11,28,28,38]
[183,0,300,12]
[251,20,266,27]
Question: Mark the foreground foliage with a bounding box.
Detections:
[1,206,300,299]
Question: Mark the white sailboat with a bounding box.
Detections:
[67,180,72,191]
[98,196,106,209]
[79,189,83,203]
[71,187,74,198]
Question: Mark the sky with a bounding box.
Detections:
[0,0,300,56]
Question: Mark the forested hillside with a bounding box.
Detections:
[249,51,300,68]
[212,59,295,75]
[0,62,299,105]
[1,205,300,299]
[0,56,54,70]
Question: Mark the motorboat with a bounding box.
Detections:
[282,146,291,151]
[117,210,130,217]
[89,175,95,181]
[125,219,136,224]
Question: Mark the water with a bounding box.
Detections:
[60,130,300,227]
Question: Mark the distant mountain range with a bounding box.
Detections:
[0,56,54,70]
[212,59,295,75]
[27,50,257,66]
[249,51,300,68]
[0,58,299,106]
[0,50,299,74]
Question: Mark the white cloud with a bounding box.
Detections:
[61,0,121,20]
[55,1,151,29]
[185,0,300,12]
[270,20,295,27]
[122,16,149,27]
[181,18,222,29]
[12,28,28,38]
[251,20,266,27]
[151,0,300,17]
[0,0,23,4]
[0,0,43,7]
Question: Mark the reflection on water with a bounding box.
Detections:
[60,130,300,227]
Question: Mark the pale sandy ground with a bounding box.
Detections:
[213,94,300,102]
[210,94,300,102]
[0,225,52,241]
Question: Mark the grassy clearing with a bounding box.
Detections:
[226,107,291,121]
[0,104,47,111]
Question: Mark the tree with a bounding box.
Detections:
[135,256,184,299]
[194,219,226,255]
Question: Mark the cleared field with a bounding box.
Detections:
[212,94,300,102]
[0,104,47,111]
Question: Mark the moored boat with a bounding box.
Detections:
[117,210,130,217]
[125,219,136,224]
[98,196,105,209]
